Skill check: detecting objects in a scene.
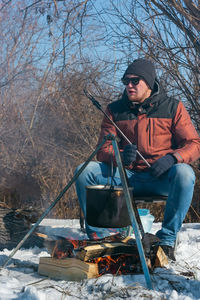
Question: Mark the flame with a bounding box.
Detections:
[51,233,124,259]
[69,239,88,249]
[53,249,69,259]
[69,239,81,249]
[50,235,142,276]
[91,254,140,276]
[51,237,90,258]
[51,240,74,259]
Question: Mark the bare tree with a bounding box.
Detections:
[93,0,200,221]
[0,1,106,214]
[0,0,199,220]
[96,0,200,130]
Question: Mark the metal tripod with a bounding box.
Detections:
[1,134,152,289]
[110,134,152,289]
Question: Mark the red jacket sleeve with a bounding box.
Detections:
[171,101,200,163]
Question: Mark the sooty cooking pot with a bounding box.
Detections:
[86,185,134,228]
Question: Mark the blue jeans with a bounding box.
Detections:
[75,161,195,246]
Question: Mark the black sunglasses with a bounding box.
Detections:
[121,77,141,86]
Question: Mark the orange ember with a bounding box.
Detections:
[51,240,74,259]
[50,235,142,276]
[51,233,124,259]
[91,254,140,276]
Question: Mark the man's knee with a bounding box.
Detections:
[170,163,195,186]
[75,161,98,176]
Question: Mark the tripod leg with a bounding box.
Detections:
[112,137,153,290]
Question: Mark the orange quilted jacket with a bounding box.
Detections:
[96,82,200,171]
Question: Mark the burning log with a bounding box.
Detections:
[40,232,127,259]
[92,254,147,276]
[38,247,168,281]
[40,232,160,262]
[38,247,167,281]
[38,233,168,281]
[76,240,138,262]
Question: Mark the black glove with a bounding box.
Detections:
[150,154,176,178]
[122,144,137,166]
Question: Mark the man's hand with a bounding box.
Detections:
[150,154,176,178]
[122,144,137,166]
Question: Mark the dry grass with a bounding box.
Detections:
[0,161,199,223]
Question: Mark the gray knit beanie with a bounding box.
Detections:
[122,58,156,89]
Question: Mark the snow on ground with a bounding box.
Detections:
[0,219,200,300]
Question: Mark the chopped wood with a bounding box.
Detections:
[38,257,99,281]
[37,232,168,281]
[154,246,168,267]
[40,233,134,258]
[76,241,138,262]
[0,206,44,250]
[38,243,169,281]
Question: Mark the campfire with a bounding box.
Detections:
[37,233,168,281]
[92,254,141,276]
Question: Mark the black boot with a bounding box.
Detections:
[160,245,176,261]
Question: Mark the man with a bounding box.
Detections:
[75,58,200,260]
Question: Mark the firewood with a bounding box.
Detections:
[40,233,134,258]
[0,205,44,250]
[76,241,138,262]
[37,244,168,281]
[38,257,99,281]
[154,246,168,267]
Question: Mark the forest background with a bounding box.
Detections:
[0,0,199,223]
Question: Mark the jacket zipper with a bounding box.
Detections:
[146,119,151,146]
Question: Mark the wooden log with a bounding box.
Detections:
[154,246,168,267]
[76,241,138,262]
[38,246,168,281]
[38,254,150,281]
[38,257,99,281]
[41,233,134,259]
[75,234,161,263]
[0,205,44,250]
